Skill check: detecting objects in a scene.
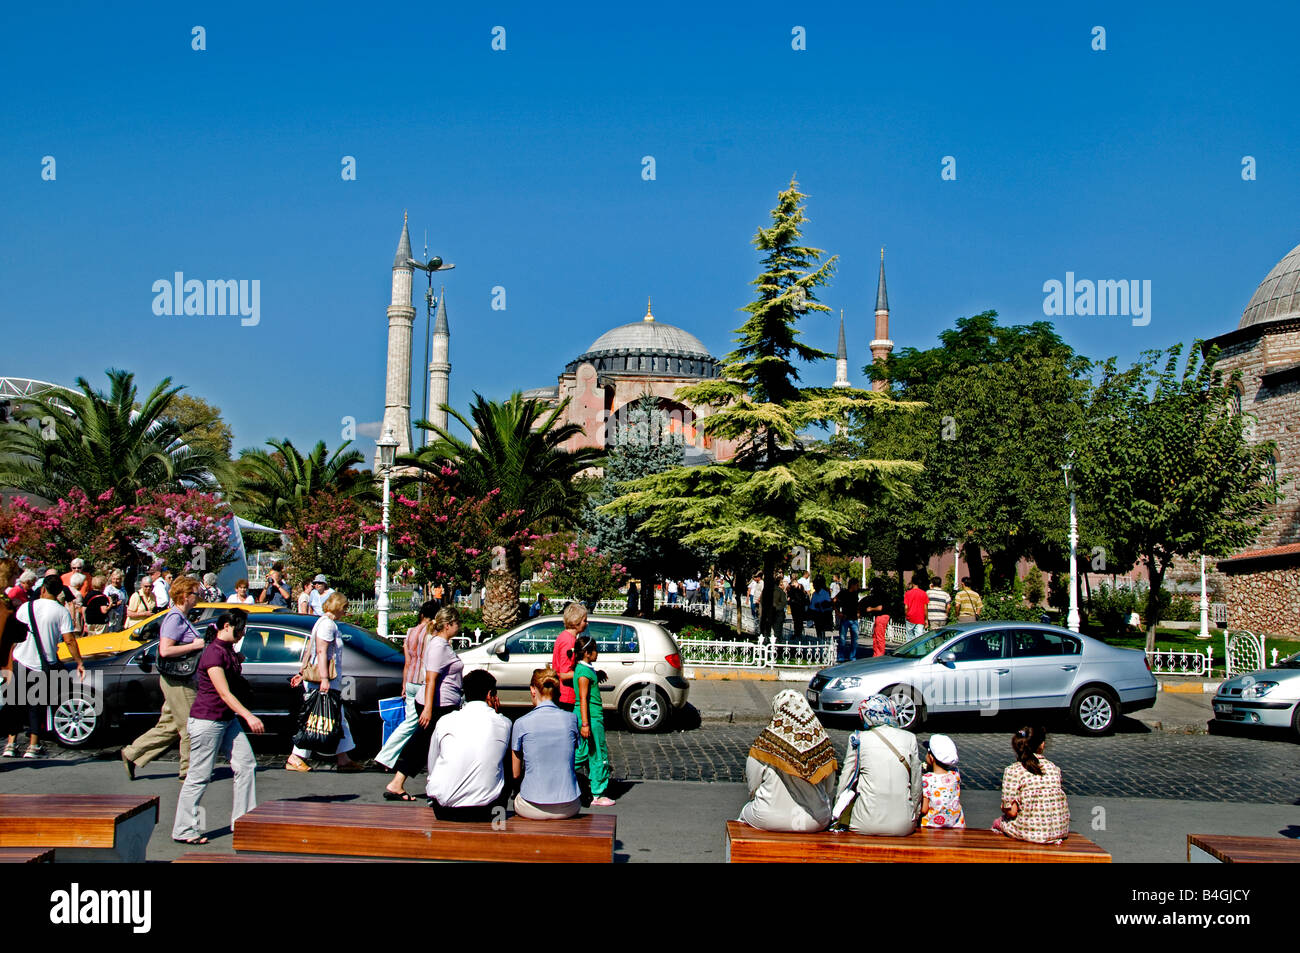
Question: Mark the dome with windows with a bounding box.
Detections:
[566,301,721,379]
[1240,241,1300,330]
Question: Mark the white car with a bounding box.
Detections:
[456,614,689,731]
[1212,652,1300,739]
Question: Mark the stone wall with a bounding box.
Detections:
[1223,562,1300,637]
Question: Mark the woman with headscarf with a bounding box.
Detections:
[738,690,838,832]
[833,694,923,835]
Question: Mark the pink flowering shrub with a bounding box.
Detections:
[539,539,628,607]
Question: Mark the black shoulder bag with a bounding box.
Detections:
[156,612,202,679]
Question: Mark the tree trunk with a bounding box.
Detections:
[961,542,985,593]
[1143,553,1165,655]
[482,545,522,631]
[640,570,656,618]
[759,552,776,638]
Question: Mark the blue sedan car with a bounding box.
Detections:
[806,622,1157,735]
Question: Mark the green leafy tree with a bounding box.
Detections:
[841,312,1091,590]
[403,393,605,630]
[162,393,235,459]
[235,438,374,526]
[1075,343,1275,652]
[603,178,920,634]
[0,369,228,502]
[582,396,696,616]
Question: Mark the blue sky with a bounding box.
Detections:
[3,1,1298,466]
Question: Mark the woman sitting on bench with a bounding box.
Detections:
[833,695,922,836]
[738,690,838,832]
[992,726,1070,844]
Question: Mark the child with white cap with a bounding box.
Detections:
[920,733,965,829]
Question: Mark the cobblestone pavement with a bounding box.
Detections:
[607,722,1300,803]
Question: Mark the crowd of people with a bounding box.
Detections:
[737,691,1071,844]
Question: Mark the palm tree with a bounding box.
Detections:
[0,369,229,501]
[234,438,375,525]
[404,393,604,629]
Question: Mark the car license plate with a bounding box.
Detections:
[1214,702,1232,714]
[806,690,820,706]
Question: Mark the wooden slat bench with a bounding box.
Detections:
[1188,834,1300,863]
[0,847,55,863]
[0,795,159,863]
[234,801,616,863]
[174,851,392,863]
[725,821,1110,863]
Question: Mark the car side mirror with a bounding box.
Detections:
[937,651,957,666]
[494,643,508,659]
[129,629,151,642]
[137,648,155,669]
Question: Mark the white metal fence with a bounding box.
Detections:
[1148,647,1212,677]
[677,635,836,670]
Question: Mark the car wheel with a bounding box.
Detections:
[620,685,670,733]
[1292,704,1300,743]
[52,693,101,748]
[883,685,925,731]
[1071,686,1118,735]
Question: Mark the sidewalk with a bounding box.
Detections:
[687,676,1215,732]
[0,759,1290,863]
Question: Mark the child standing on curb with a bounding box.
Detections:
[573,635,615,807]
[919,733,965,828]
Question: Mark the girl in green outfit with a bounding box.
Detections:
[574,635,615,806]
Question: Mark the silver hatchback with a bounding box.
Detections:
[806,622,1157,735]
[456,614,689,731]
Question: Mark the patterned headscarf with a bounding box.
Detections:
[858,694,899,728]
[748,690,838,784]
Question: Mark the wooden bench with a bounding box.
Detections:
[725,821,1111,863]
[1188,834,1300,863]
[0,795,159,863]
[0,847,55,863]
[174,851,390,863]
[233,800,616,863]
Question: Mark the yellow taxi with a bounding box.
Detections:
[58,602,288,660]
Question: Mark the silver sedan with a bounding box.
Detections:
[806,622,1157,735]
[1212,652,1300,739]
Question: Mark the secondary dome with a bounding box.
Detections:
[1240,241,1300,330]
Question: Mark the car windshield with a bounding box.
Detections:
[336,621,403,664]
[891,628,961,659]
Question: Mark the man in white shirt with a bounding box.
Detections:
[4,576,86,759]
[426,670,512,821]
[150,562,170,609]
[308,575,335,615]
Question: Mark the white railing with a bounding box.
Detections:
[1147,647,1213,677]
[678,636,836,669]
[677,638,765,668]
[1210,602,1227,627]
[885,621,910,645]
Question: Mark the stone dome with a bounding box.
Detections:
[1240,241,1300,330]
[581,320,714,360]
[567,305,720,379]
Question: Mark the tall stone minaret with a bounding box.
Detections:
[376,212,415,470]
[833,309,850,389]
[428,287,450,435]
[833,310,850,435]
[870,248,894,393]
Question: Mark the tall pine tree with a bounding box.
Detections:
[603,177,920,633]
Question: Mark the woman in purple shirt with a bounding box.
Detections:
[392,606,464,785]
[172,610,265,845]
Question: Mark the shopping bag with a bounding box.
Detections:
[293,687,345,750]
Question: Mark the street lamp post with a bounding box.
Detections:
[376,428,399,640]
[1063,462,1080,633]
[1197,555,1211,640]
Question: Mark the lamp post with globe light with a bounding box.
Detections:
[376,428,399,639]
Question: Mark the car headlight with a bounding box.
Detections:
[830,676,862,691]
[1242,681,1278,699]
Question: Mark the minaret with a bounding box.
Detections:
[833,310,850,435]
[870,248,894,393]
[833,310,850,389]
[428,287,451,435]
[376,212,415,470]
